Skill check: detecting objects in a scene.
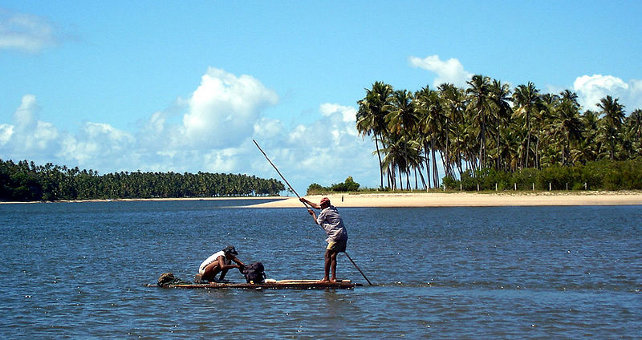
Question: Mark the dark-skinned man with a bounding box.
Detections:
[300,197,348,283]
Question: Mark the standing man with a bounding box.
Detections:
[300,196,348,283]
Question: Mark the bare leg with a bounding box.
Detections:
[202,262,222,282]
[329,251,338,282]
[320,249,332,282]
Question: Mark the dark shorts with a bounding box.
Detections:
[326,239,347,252]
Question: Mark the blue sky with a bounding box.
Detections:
[1,1,641,194]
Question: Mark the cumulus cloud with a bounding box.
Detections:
[573,74,628,111]
[573,74,642,112]
[0,9,58,52]
[409,55,473,88]
[320,103,357,124]
[2,94,60,158]
[0,124,13,145]
[253,117,284,140]
[181,67,278,148]
[270,102,375,189]
[60,123,135,164]
[0,69,380,192]
[13,94,39,128]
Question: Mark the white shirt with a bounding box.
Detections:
[198,251,229,274]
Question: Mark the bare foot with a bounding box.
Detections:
[329,278,337,283]
[318,278,330,283]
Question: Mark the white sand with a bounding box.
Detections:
[248,191,642,208]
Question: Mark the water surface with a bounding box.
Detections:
[0,201,640,337]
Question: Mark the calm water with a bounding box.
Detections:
[0,200,640,338]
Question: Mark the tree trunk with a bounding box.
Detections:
[375,136,384,189]
[424,142,431,189]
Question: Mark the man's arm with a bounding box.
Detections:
[217,255,242,280]
[216,256,242,270]
[307,208,320,225]
[300,197,320,209]
[231,256,245,270]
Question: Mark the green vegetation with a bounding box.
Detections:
[0,159,285,202]
[356,77,642,191]
[306,176,360,195]
[442,159,642,191]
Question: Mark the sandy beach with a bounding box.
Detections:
[248,191,642,208]
[2,191,640,207]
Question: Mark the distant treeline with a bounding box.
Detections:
[306,176,361,195]
[0,159,285,202]
[444,159,642,191]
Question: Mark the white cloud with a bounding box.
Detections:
[13,94,38,128]
[4,94,60,157]
[0,9,58,52]
[253,117,284,140]
[203,148,242,173]
[409,55,473,88]
[274,102,376,189]
[319,103,357,124]
[31,121,59,150]
[1,69,381,193]
[59,122,135,166]
[0,124,14,145]
[571,74,642,112]
[181,67,278,148]
[573,74,629,111]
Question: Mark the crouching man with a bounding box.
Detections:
[196,246,245,283]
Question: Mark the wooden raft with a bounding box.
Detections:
[161,279,359,290]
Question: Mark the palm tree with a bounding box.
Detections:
[415,85,444,189]
[580,110,601,162]
[385,89,418,189]
[438,83,466,178]
[386,89,418,136]
[624,109,642,158]
[512,82,543,169]
[551,90,584,165]
[380,133,417,190]
[488,79,512,170]
[357,81,393,189]
[597,95,626,160]
[466,75,492,170]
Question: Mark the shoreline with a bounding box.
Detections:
[1,191,640,207]
[0,196,285,204]
[247,191,642,208]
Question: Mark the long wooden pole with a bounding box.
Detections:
[253,139,373,285]
[253,139,310,208]
[344,252,373,285]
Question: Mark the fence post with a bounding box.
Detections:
[549,182,552,191]
[495,183,498,191]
